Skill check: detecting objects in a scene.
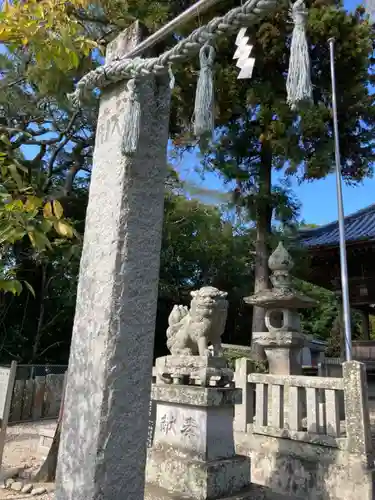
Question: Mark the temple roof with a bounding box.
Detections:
[298,204,375,248]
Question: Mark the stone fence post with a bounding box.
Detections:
[55,22,172,500]
[343,361,373,462]
[234,358,254,432]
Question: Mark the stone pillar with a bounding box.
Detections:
[233,358,254,432]
[55,22,171,500]
[145,364,252,499]
[343,361,373,464]
[253,330,305,375]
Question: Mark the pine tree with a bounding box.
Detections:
[200,0,375,353]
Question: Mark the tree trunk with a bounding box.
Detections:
[63,164,80,196]
[251,138,272,361]
[34,374,67,482]
[30,263,48,363]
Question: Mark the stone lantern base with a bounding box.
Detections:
[252,331,305,375]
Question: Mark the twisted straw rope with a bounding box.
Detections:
[69,0,277,106]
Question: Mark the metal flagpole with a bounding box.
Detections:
[328,37,352,361]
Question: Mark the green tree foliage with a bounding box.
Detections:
[294,279,364,358]
[0,181,257,363]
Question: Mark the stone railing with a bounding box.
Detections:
[234,358,373,457]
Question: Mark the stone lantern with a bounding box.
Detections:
[244,242,316,375]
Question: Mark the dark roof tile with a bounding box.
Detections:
[298,204,375,248]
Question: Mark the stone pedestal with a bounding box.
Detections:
[145,383,252,500]
[252,331,305,375]
[155,355,233,386]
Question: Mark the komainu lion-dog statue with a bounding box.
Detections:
[166,286,228,357]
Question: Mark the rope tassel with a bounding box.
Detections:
[193,44,215,145]
[122,78,141,155]
[286,0,313,110]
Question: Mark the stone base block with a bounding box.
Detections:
[144,484,258,500]
[155,355,233,386]
[146,448,250,500]
[152,387,241,462]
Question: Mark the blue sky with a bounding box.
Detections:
[176,0,374,226]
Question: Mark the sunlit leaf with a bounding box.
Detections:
[4,199,23,211]
[43,201,53,218]
[0,279,23,296]
[0,134,11,146]
[54,220,74,238]
[25,195,42,212]
[52,199,64,219]
[68,50,80,68]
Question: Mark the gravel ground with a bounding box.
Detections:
[0,420,57,500]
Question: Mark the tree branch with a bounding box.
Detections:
[35,341,65,360]
[24,110,80,146]
[43,136,71,191]
[3,110,81,148]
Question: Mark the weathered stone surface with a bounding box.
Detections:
[145,483,262,499]
[234,358,254,433]
[155,355,233,387]
[0,468,21,483]
[10,481,23,491]
[153,406,235,461]
[31,486,47,495]
[152,384,241,407]
[5,478,14,487]
[147,377,251,500]
[166,287,228,356]
[55,22,171,500]
[243,243,315,376]
[147,448,250,500]
[247,373,344,390]
[244,289,315,309]
[21,483,34,493]
[343,360,372,460]
[236,430,375,500]
[252,331,305,375]
[156,355,227,371]
[244,244,315,310]
[252,331,305,347]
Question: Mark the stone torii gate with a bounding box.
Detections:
[54,0,311,498]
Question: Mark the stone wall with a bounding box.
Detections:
[236,432,375,500]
